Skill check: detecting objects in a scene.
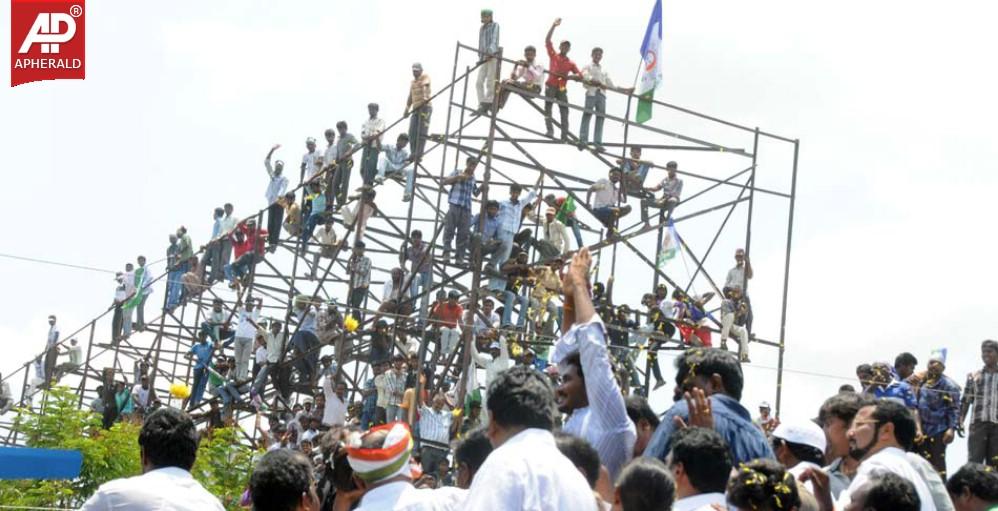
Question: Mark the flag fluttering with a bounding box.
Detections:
[636,0,664,124]
[657,219,680,268]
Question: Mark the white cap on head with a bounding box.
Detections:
[759,401,771,409]
[772,420,826,453]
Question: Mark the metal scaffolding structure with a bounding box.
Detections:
[0,40,800,445]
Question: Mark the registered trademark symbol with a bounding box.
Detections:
[69,5,83,17]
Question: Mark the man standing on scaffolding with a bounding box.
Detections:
[544,18,582,140]
[405,63,432,161]
[477,9,500,114]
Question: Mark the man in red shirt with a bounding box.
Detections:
[225,219,267,289]
[544,18,582,140]
[429,289,464,361]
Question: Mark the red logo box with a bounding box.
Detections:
[10,0,85,87]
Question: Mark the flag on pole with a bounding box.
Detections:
[636,0,664,124]
[657,219,680,268]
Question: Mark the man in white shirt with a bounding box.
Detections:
[551,247,636,480]
[302,136,321,183]
[264,144,289,251]
[464,364,597,510]
[771,419,827,495]
[667,427,732,511]
[587,168,630,230]
[499,45,545,109]
[361,103,386,185]
[81,408,224,510]
[535,206,569,259]
[323,376,348,427]
[54,337,83,380]
[470,337,510,402]
[233,298,261,381]
[43,315,60,384]
[252,320,287,401]
[804,400,941,511]
[419,393,453,474]
[131,375,152,417]
[578,47,632,150]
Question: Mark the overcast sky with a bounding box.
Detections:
[2,0,997,472]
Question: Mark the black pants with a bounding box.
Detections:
[349,287,368,323]
[544,85,569,138]
[915,431,949,477]
[969,421,998,468]
[267,203,284,246]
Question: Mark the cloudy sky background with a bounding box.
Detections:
[3,0,997,472]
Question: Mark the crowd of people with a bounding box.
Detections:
[9,8,998,511]
[78,249,998,511]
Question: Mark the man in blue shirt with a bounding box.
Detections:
[441,157,481,265]
[915,350,961,476]
[643,348,774,465]
[185,332,214,409]
[472,200,502,271]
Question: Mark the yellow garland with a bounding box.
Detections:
[343,315,360,333]
[169,381,192,399]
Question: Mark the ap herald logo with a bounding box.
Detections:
[11,0,85,87]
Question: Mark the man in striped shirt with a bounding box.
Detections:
[419,393,453,474]
[551,248,636,481]
[961,339,998,468]
[476,9,500,113]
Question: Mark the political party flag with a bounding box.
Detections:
[555,195,576,224]
[636,0,664,124]
[657,219,680,268]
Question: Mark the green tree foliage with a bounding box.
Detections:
[0,386,141,507]
[192,425,257,510]
[0,386,258,510]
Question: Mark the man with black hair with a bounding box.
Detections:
[613,457,676,511]
[454,427,493,489]
[666,427,731,510]
[961,340,998,469]
[250,449,320,511]
[916,349,962,477]
[626,395,660,457]
[464,365,596,510]
[845,472,922,511]
[552,248,637,480]
[818,392,867,499]
[554,432,603,492]
[857,363,874,392]
[896,352,920,381]
[771,419,827,495]
[82,408,223,510]
[643,348,773,465]
[834,400,937,511]
[947,463,998,511]
[441,156,481,264]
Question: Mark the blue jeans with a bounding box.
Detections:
[593,207,615,227]
[166,262,188,309]
[565,217,584,248]
[189,367,208,407]
[292,330,320,383]
[224,253,258,283]
[502,290,530,328]
[410,270,432,323]
[496,230,515,265]
[579,92,607,145]
[301,213,325,246]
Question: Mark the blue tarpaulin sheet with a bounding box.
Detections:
[0,447,82,479]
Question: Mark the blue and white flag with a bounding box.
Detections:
[657,219,680,268]
[636,0,664,123]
